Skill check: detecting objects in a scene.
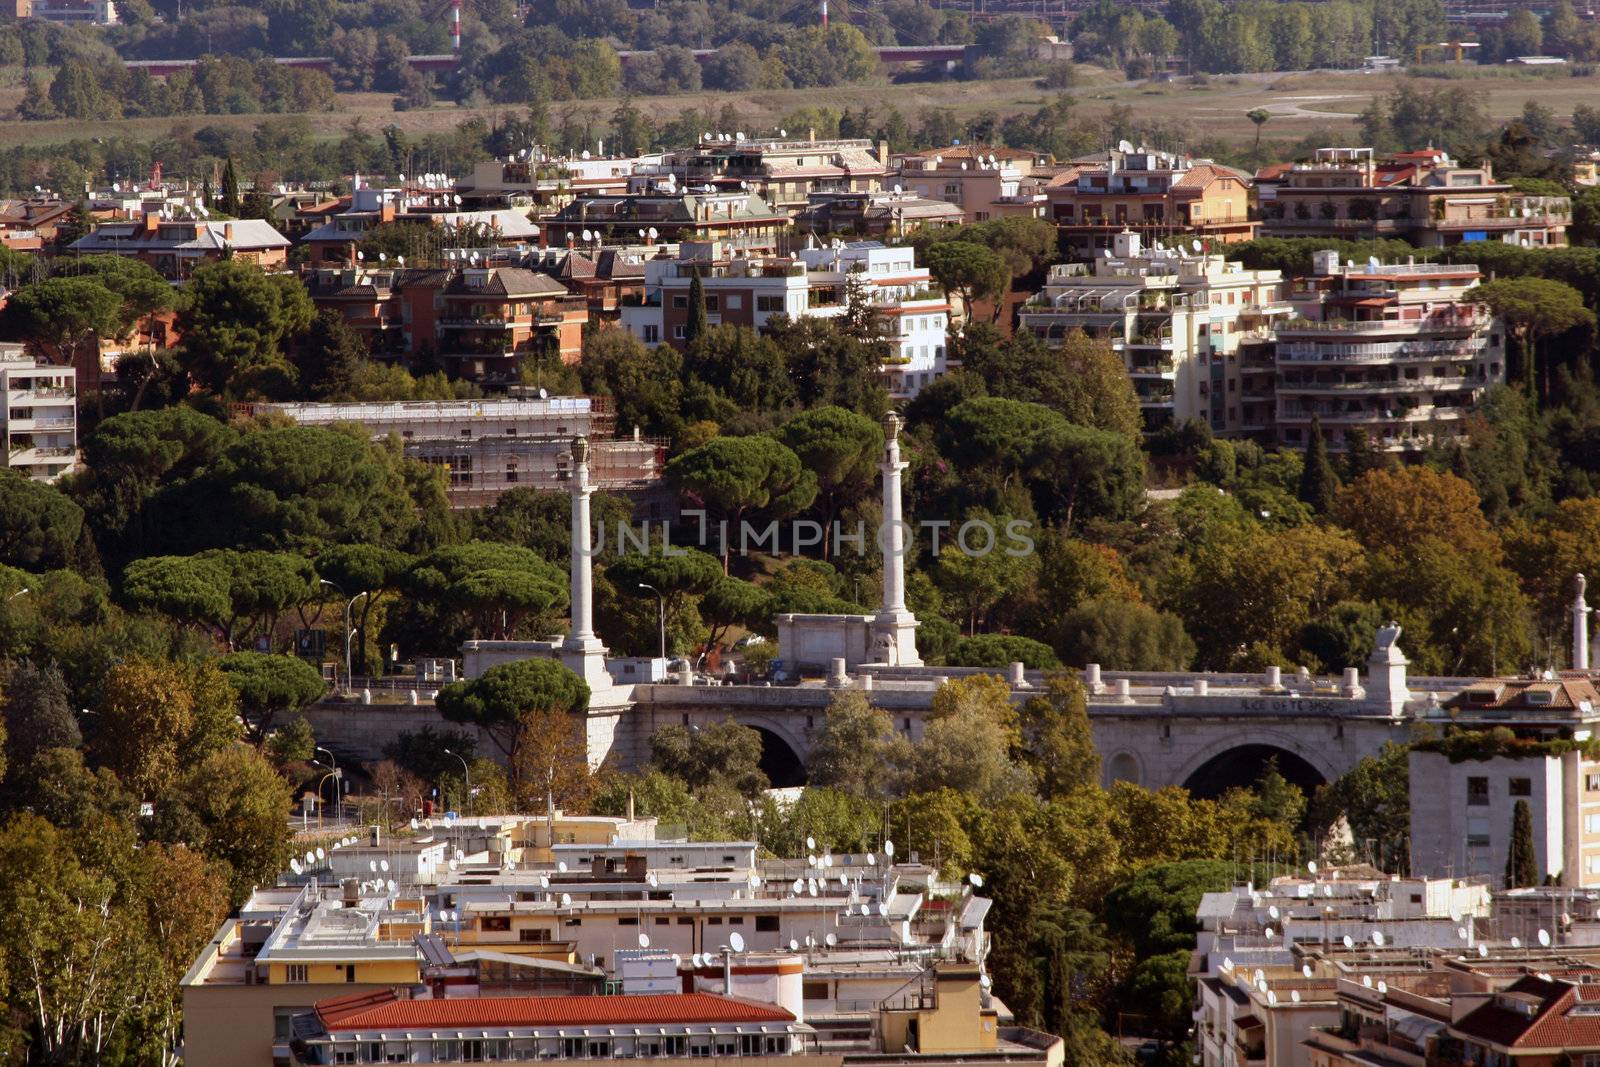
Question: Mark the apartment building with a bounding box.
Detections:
[1275,251,1504,454]
[1043,147,1258,260]
[891,145,1049,225]
[524,246,651,319]
[795,191,965,240]
[243,396,666,509]
[181,882,430,1067]
[299,187,540,268]
[1409,675,1600,889]
[1259,147,1570,248]
[1017,230,1289,434]
[0,345,78,483]
[71,209,292,279]
[541,190,789,252]
[620,240,949,398]
[641,136,890,214]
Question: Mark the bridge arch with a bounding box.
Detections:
[1174,731,1340,801]
[1106,751,1143,786]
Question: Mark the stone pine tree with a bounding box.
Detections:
[1297,414,1339,513]
[685,271,709,346]
[221,157,242,217]
[1506,798,1538,889]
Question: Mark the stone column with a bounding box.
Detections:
[881,412,908,615]
[871,412,921,666]
[567,436,596,645]
[1576,573,1591,671]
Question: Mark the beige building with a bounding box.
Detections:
[891,145,1049,225]
[1259,147,1569,248]
[1018,231,1289,435]
[1275,251,1504,454]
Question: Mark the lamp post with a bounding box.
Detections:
[5,587,28,602]
[318,579,366,692]
[313,765,341,830]
[639,583,665,661]
[443,747,471,817]
[316,747,339,820]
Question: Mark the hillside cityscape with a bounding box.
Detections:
[19,0,1600,1065]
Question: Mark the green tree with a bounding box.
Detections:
[1506,797,1538,888]
[93,658,197,798]
[1246,107,1270,151]
[685,271,709,346]
[183,746,292,906]
[1,659,81,765]
[1019,674,1101,799]
[221,156,242,216]
[0,470,84,571]
[808,688,914,800]
[1472,277,1595,403]
[1298,414,1339,513]
[177,259,315,397]
[926,240,1008,329]
[666,436,818,569]
[216,651,326,743]
[946,634,1060,668]
[772,406,882,550]
[1052,598,1196,671]
[1308,742,1410,870]
[1,275,123,369]
[649,719,769,797]
[435,658,590,761]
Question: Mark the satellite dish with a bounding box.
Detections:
[1478,943,1489,957]
[877,902,888,917]
[893,184,902,194]
[1342,935,1354,950]
[581,150,591,160]
[396,255,404,266]
[355,251,364,261]
[1302,964,1312,978]
[789,939,799,951]
[648,227,659,240]
[824,933,837,947]
[1458,927,1468,940]
[1222,957,1233,971]
[369,861,378,873]
[558,862,568,873]
[824,855,834,869]
[1378,981,1388,994]
[968,873,984,888]
[866,853,877,866]
[380,860,390,873]
[1266,990,1278,1006]
[448,859,458,871]
[979,974,992,990]
[806,836,817,851]
[1307,861,1317,874]
[1362,975,1372,988]
[453,194,462,205]
[807,880,818,897]
[386,879,396,893]
[1291,990,1301,1004]
[290,858,302,874]
[884,841,895,858]
[1511,936,1522,948]
[729,932,745,952]
[639,933,651,948]
[581,229,592,242]
[1192,240,1202,253]
[304,851,316,866]
[1323,885,1333,897]
[692,953,705,968]
[808,855,817,868]
[1539,928,1552,947]
[748,874,761,890]
[791,879,803,895]
[1264,927,1275,940]
[378,252,387,262]
[560,892,572,907]
[1268,905,1280,920]
[647,873,659,888]
[672,954,682,966]
[1372,931,1386,947]
[539,875,549,889]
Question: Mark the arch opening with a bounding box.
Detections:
[1182,744,1325,802]
[750,726,807,788]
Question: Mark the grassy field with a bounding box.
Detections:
[0,63,1595,153]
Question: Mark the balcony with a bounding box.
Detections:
[1276,376,1481,394]
[438,316,520,329]
[1276,312,1488,338]
[4,417,75,433]
[7,386,74,401]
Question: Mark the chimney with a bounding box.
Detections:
[808,127,816,143]
[142,207,159,233]
[223,222,234,242]
[380,199,397,223]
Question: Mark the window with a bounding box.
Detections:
[564,917,582,927]
[757,295,785,313]
[1467,815,1491,849]
[273,1007,307,1042]
[677,917,693,925]
[643,325,660,345]
[672,295,688,309]
[619,917,638,926]
[1467,777,1490,806]
[656,917,670,926]
[756,915,780,932]
[520,928,553,943]
[505,463,518,484]
[1511,777,1532,797]
[1586,773,1600,793]
[285,965,308,984]
[672,325,686,340]
[708,917,723,925]
[803,980,829,1000]
[704,296,720,312]
[345,965,356,983]
[725,295,742,310]
[482,916,511,932]
[1588,815,1600,835]
[728,917,745,926]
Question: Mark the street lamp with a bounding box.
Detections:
[316,747,339,818]
[443,748,471,817]
[318,579,367,691]
[312,763,341,830]
[638,583,665,661]
[4,587,28,602]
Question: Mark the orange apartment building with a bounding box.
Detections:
[1043,147,1257,260]
[306,265,585,381]
[891,144,1050,225]
[541,189,790,251]
[1258,147,1570,248]
[70,209,291,279]
[299,186,540,269]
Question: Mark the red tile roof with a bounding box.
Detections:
[316,991,795,1032]
[1451,976,1600,1051]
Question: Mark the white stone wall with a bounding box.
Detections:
[1408,751,1566,884]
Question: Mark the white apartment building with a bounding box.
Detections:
[1,344,78,483]
[621,240,950,398]
[1275,250,1505,453]
[1017,230,1289,434]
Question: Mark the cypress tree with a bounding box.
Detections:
[221,157,242,217]
[685,271,709,346]
[1297,414,1339,513]
[1506,798,1538,889]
